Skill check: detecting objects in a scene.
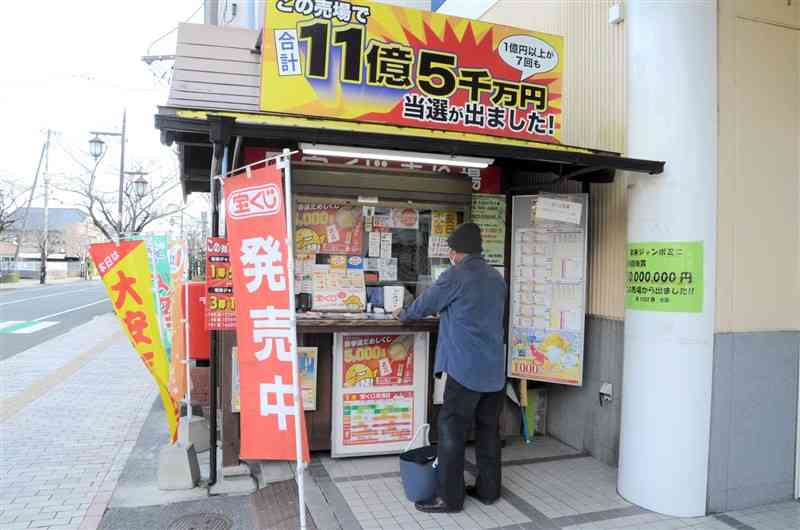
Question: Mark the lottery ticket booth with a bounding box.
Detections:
[153,4,663,470]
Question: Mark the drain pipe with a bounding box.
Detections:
[206,116,235,491]
[207,144,220,490]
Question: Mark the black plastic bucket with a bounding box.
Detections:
[399,445,437,503]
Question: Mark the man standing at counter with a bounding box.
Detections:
[395,223,507,513]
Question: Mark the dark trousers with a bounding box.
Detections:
[437,375,503,509]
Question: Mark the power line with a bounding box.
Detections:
[146,2,204,55]
[52,140,93,174]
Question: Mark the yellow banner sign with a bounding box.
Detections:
[262,0,564,144]
[90,240,180,442]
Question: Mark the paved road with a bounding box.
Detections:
[0,280,111,360]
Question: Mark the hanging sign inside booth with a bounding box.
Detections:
[243,147,502,189]
[261,0,564,145]
[224,164,310,462]
[90,240,180,442]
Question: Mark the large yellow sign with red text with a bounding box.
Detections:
[262,0,564,144]
[90,240,180,442]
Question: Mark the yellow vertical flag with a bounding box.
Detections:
[90,240,180,442]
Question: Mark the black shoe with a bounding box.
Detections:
[465,485,498,506]
[414,497,460,513]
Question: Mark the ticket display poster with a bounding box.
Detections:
[508,194,588,386]
[295,203,363,255]
[206,237,236,330]
[332,332,429,457]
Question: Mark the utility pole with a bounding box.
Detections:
[204,0,219,25]
[13,140,46,271]
[118,109,127,236]
[90,109,144,239]
[40,129,51,285]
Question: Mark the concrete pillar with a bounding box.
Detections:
[619,0,718,517]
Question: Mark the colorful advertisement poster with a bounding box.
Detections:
[90,240,180,442]
[342,334,415,388]
[225,164,310,462]
[342,391,414,446]
[472,194,507,265]
[510,329,583,386]
[311,268,366,312]
[167,240,188,404]
[332,332,428,457]
[390,208,419,230]
[299,347,318,411]
[234,346,318,412]
[262,0,564,145]
[206,237,236,330]
[625,242,704,313]
[295,203,364,255]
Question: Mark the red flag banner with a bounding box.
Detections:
[206,237,236,330]
[224,164,310,462]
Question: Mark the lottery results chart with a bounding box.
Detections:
[508,194,588,386]
[332,332,429,457]
[342,392,414,446]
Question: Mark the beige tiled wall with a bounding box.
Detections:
[481,1,628,319]
[716,0,799,332]
[484,1,800,329]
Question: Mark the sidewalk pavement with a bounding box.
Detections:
[0,313,156,530]
[98,400,257,530]
[0,277,97,290]
[3,311,798,530]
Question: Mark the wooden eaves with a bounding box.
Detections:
[154,106,665,196]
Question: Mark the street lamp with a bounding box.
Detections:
[133,175,149,199]
[89,109,127,235]
[88,135,106,159]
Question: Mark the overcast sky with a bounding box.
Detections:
[0,0,203,213]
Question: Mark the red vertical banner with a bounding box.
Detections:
[206,237,236,330]
[224,164,310,462]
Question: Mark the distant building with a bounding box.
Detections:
[1,207,104,278]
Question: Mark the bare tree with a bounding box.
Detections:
[58,152,184,241]
[0,178,31,238]
[36,230,65,284]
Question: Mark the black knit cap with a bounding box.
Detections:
[447,222,482,255]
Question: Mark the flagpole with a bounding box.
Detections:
[280,148,306,529]
[183,253,192,433]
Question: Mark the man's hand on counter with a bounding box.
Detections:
[392,308,403,320]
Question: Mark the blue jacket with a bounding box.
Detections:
[400,255,507,392]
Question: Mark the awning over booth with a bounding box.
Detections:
[156,106,664,195]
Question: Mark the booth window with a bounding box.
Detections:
[294,196,465,311]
